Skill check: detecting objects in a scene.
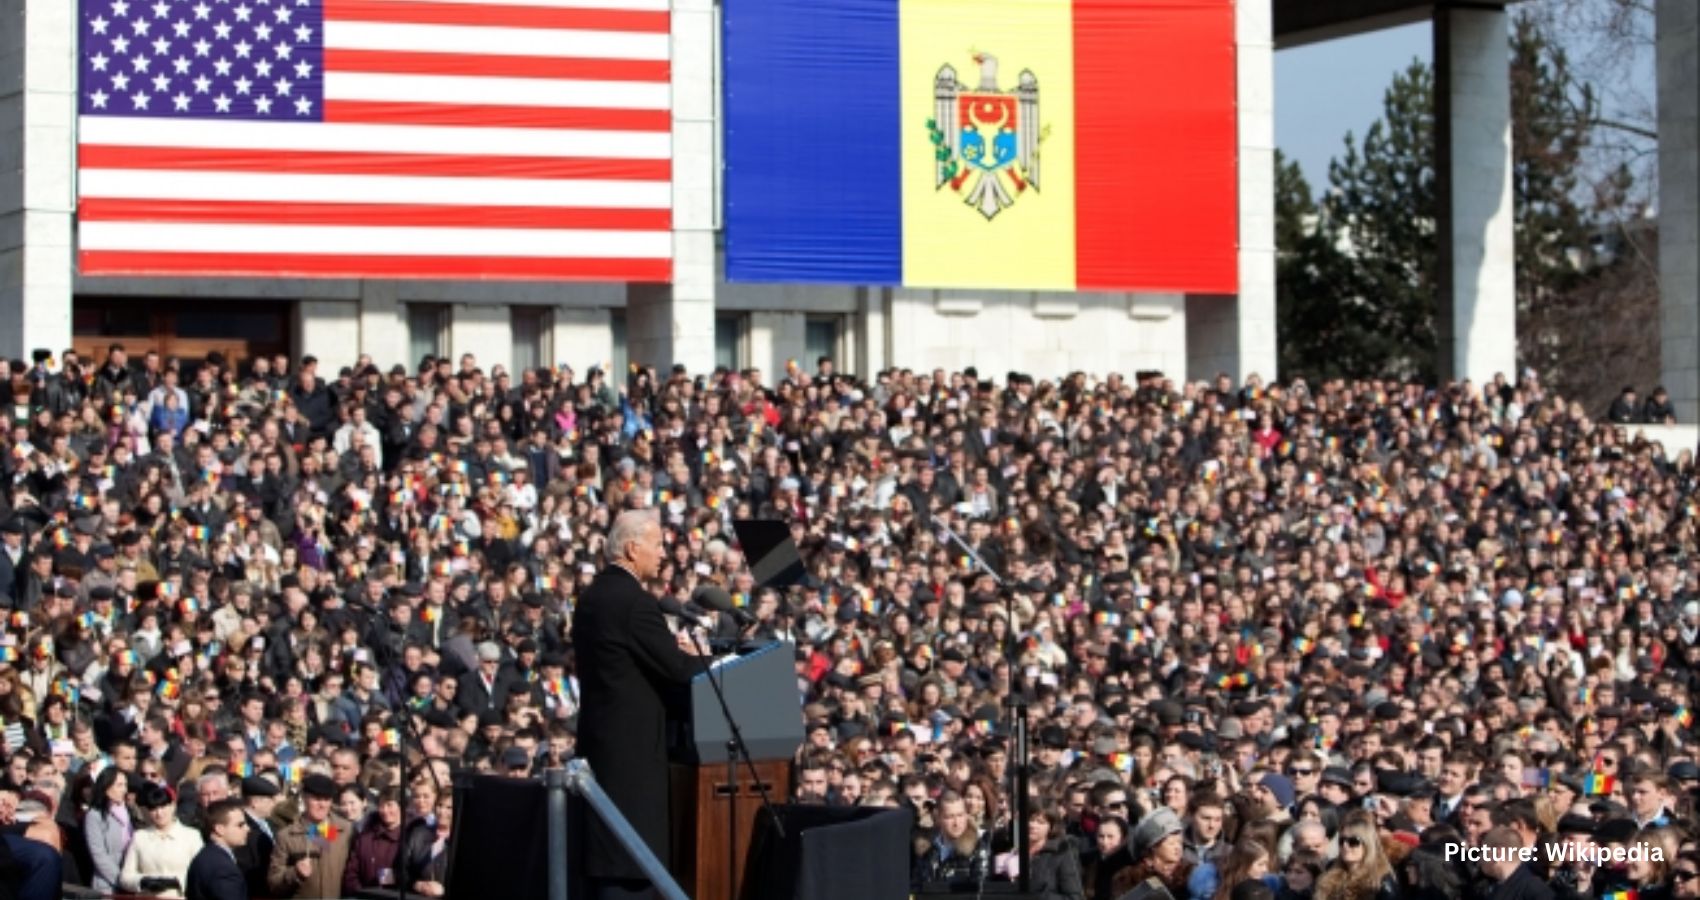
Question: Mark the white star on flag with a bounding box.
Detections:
[90,15,110,33]
[294,95,311,115]
[212,92,231,112]
[89,89,109,107]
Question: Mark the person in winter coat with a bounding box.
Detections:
[83,766,135,894]
[401,794,454,897]
[342,789,404,894]
[993,808,1084,900]
[267,774,352,899]
[1114,807,1195,900]
[913,791,991,889]
[1313,814,1399,900]
[119,783,204,899]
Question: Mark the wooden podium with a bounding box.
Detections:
[670,757,792,900]
[666,642,803,900]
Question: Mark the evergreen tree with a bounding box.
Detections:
[1274,12,1653,399]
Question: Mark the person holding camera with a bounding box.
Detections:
[118,782,203,898]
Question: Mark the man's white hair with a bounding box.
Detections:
[608,509,659,560]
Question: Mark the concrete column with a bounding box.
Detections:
[625,0,715,374]
[296,301,361,365]
[450,304,512,374]
[748,311,804,379]
[1130,293,1188,382]
[551,307,613,372]
[1658,0,1699,422]
[358,282,408,367]
[0,0,76,358]
[1186,0,1277,385]
[1434,5,1518,385]
[854,287,887,377]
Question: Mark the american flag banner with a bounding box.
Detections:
[74,0,673,281]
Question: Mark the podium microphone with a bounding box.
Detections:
[658,595,706,628]
[692,586,757,627]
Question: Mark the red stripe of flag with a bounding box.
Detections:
[324,48,670,82]
[323,0,669,32]
[78,251,673,281]
[78,145,671,181]
[78,198,672,230]
[324,100,670,131]
[1073,0,1237,293]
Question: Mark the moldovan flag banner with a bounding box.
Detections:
[722,0,1237,293]
[73,0,673,281]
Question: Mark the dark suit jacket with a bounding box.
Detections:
[455,670,513,716]
[232,810,275,898]
[573,565,699,881]
[186,843,248,900]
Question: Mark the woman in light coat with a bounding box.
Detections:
[119,783,203,898]
[84,766,136,894]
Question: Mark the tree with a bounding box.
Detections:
[1276,62,1439,383]
[1274,12,1659,405]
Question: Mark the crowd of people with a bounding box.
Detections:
[0,343,1697,900]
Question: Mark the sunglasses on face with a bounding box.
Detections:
[1342,837,1364,849]
[1289,767,1314,776]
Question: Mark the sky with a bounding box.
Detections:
[1274,21,1432,189]
[1273,9,1659,199]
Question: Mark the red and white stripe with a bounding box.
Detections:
[76,0,672,282]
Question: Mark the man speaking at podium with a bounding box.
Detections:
[576,509,703,900]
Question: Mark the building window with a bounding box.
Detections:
[610,311,627,379]
[407,304,447,367]
[511,306,552,375]
[715,315,743,372]
[804,317,840,372]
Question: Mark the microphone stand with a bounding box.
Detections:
[393,697,449,900]
[932,512,1029,894]
[680,615,786,900]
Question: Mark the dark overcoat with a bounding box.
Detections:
[573,565,698,881]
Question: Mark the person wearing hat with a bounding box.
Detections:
[267,774,352,899]
[573,509,703,899]
[233,776,281,897]
[1117,807,1192,898]
[120,782,204,898]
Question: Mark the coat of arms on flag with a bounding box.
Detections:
[927,53,1041,221]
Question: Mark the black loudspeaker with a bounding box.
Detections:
[448,774,593,900]
[739,804,913,900]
